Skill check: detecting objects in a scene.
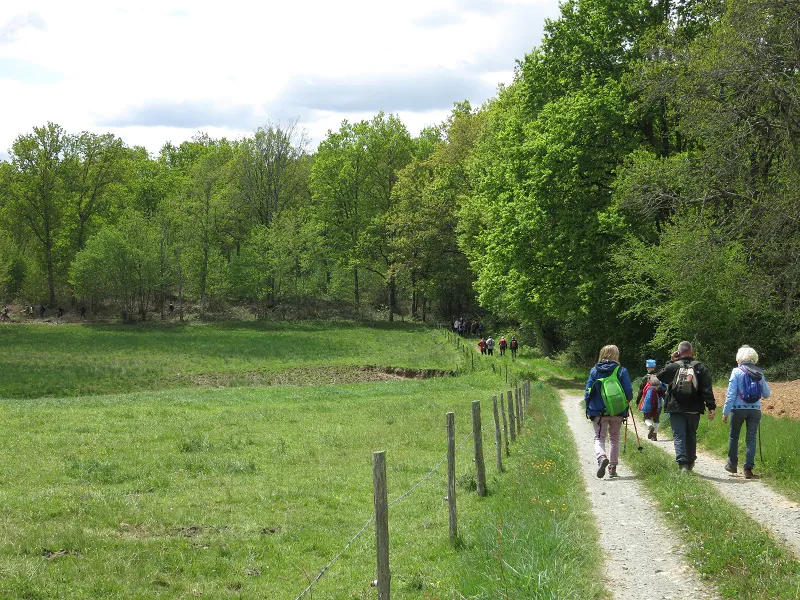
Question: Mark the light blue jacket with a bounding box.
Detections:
[723,362,771,415]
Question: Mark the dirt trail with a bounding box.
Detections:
[561,393,719,600]
[642,421,800,557]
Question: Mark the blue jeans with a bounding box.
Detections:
[669,412,701,465]
[728,409,762,469]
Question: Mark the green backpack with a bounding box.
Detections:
[599,366,628,416]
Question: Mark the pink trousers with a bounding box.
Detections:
[593,415,624,467]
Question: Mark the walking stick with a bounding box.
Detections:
[758,422,763,463]
[623,416,628,453]
[629,405,643,451]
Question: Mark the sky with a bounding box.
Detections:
[0,0,562,161]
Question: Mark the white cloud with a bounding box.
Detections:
[0,0,560,156]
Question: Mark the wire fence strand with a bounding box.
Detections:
[293,422,490,599]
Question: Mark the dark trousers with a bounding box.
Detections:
[728,409,762,469]
[669,412,701,465]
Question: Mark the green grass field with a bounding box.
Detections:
[0,323,606,599]
[0,322,458,399]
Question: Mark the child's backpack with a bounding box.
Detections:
[598,366,628,416]
[738,367,763,403]
[671,360,700,402]
[638,380,665,413]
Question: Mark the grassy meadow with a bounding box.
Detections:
[0,322,457,399]
[0,322,606,599]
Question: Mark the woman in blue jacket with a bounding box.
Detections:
[584,345,633,479]
[723,345,771,479]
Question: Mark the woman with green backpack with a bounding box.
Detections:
[584,344,634,478]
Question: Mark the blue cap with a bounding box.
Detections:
[646,359,656,368]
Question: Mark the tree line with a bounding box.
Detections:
[1,0,798,372]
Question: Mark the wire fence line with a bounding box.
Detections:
[293,424,486,600]
[295,330,527,599]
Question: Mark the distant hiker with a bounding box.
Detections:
[649,341,716,473]
[509,336,518,359]
[478,337,487,354]
[57,307,64,319]
[169,302,175,314]
[498,336,507,356]
[722,345,771,479]
[486,336,495,356]
[80,305,87,319]
[39,305,46,318]
[636,359,666,440]
[0,307,9,322]
[585,344,633,479]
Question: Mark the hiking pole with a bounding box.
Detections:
[623,416,628,454]
[628,406,643,451]
[758,422,763,463]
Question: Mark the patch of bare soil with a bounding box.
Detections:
[713,380,800,419]
[174,365,453,388]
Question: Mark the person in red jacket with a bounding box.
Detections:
[477,337,487,354]
[498,336,507,356]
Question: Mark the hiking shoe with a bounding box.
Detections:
[608,466,618,478]
[679,464,691,474]
[687,462,695,471]
[744,467,760,479]
[724,462,737,474]
[597,457,609,478]
[652,431,657,441]
[647,425,655,440]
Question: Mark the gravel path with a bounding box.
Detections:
[643,420,800,557]
[562,393,719,600]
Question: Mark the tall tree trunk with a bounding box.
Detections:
[353,266,360,309]
[388,274,396,322]
[45,242,55,306]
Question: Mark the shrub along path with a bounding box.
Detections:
[644,427,800,558]
[562,393,720,600]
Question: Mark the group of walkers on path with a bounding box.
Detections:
[585,341,771,479]
[451,317,519,358]
[477,335,518,358]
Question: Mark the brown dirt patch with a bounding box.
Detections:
[173,365,453,388]
[713,380,800,419]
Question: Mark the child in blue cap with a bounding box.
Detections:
[635,359,666,440]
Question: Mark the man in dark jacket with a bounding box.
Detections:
[649,341,716,473]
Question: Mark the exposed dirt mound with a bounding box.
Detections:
[714,380,800,419]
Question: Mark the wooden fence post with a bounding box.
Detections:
[515,388,522,433]
[373,451,390,599]
[516,388,522,426]
[504,364,508,383]
[506,390,516,442]
[472,401,487,497]
[492,396,503,472]
[446,412,457,542]
[499,390,509,456]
